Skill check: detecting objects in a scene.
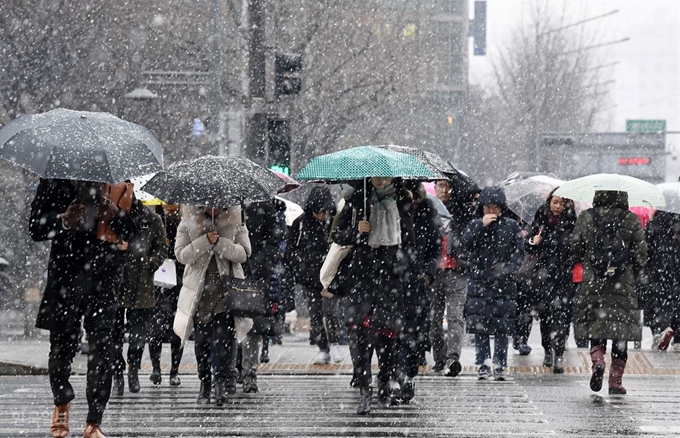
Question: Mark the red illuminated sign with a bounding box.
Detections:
[618,157,650,165]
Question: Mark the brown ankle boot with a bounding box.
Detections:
[50,403,70,438]
[589,346,606,392]
[83,422,107,438]
[608,358,627,395]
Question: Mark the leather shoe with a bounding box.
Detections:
[149,367,162,385]
[215,380,227,406]
[83,421,107,438]
[169,374,181,387]
[50,403,70,438]
[128,370,140,393]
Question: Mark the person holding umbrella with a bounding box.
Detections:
[572,190,647,395]
[29,179,138,438]
[329,177,415,414]
[173,204,252,406]
[525,188,577,373]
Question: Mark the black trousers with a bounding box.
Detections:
[307,286,340,352]
[539,281,576,357]
[112,308,153,374]
[148,286,184,374]
[591,338,628,361]
[48,265,118,424]
[514,281,536,345]
[49,327,113,423]
[194,312,235,383]
[349,326,398,388]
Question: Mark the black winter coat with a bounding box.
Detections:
[526,204,576,288]
[285,213,332,291]
[332,185,414,331]
[642,211,680,305]
[29,179,138,331]
[462,215,525,336]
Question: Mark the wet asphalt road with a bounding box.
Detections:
[1,374,679,437]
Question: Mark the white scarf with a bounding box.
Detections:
[367,185,402,248]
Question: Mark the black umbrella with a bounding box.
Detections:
[374,144,479,195]
[141,155,285,207]
[0,108,164,183]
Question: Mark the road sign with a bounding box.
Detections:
[626,120,666,133]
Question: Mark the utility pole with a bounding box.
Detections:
[210,0,227,156]
[247,0,267,164]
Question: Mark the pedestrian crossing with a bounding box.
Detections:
[0,375,553,437]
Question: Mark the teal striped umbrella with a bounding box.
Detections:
[296,146,436,181]
[554,174,665,208]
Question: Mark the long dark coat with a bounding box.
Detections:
[462,187,525,336]
[332,183,414,331]
[572,191,647,341]
[29,179,137,331]
[526,203,576,303]
[118,201,168,309]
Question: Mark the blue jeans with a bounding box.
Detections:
[474,334,509,369]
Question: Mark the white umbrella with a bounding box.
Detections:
[275,196,303,226]
[554,174,665,208]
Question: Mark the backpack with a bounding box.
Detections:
[588,209,630,278]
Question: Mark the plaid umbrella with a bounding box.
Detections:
[295,146,436,182]
[554,174,665,208]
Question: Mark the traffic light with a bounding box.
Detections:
[268,118,291,175]
[275,53,302,97]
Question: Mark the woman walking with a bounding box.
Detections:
[286,186,343,364]
[462,187,524,381]
[572,190,647,395]
[525,189,577,373]
[330,177,414,414]
[173,205,252,405]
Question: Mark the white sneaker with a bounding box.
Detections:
[312,350,331,365]
[330,344,345,363]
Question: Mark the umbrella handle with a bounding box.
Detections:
[363,177,367,220]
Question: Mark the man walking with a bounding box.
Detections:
[430,179,478,376]
[29,179,136,438]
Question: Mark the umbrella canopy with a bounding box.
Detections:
[129,173,165,205]
[501,175,564,224]
[0,108,163,183]
[655,182,680,215]
[272,170,301,193]
[374,144,479,194]
[141,155,284,208]
[275,196,304,226]
[554,174,665,208]
[295,146,436,182]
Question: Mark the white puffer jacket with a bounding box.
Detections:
[173,205,253,346]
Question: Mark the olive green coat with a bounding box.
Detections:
[572,191,647,341]
[119,204,168,309]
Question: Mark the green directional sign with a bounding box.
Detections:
[626,119,666,133]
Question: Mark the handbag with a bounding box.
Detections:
[251,314,285,337]
[320,243,353,289]
[153,259,177,289]
[222,264,270,318]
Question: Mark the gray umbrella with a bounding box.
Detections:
[0,108,163,183]
[373,144,479,195]
[141,155,285,207]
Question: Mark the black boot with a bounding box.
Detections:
[260,341,270,364]
[543,350,553,368]
[128,369,140,393]
[197,380,211,404]
[356,387,372,415]
[243,371,258,393]
[150,367,162,385]
[113,372,124,396]
[215,380,227,406]
[553,356,564,374]
[169,371,181,387]
[377,380,391,409]
[401,377,415,404]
